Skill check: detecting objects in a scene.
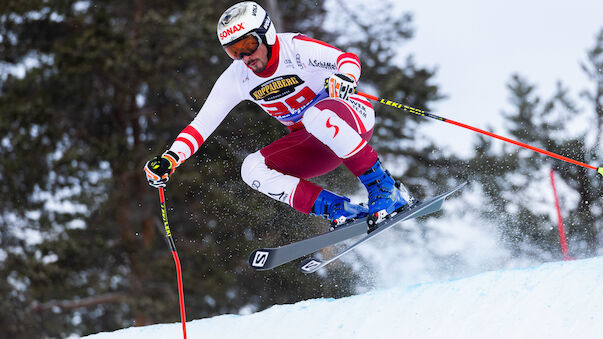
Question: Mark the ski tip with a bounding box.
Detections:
[446,181,467,197]
[299,258,323,274]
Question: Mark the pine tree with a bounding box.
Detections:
[467,29,603,259]
[0,0,443,337]
[321,0,460,201]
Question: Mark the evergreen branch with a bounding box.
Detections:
[26,292,126,314]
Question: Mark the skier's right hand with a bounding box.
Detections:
[325,73,357,101]
[144,151,180,188]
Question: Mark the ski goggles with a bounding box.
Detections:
[223,32,262,60]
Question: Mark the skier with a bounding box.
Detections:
[144,1,414,228]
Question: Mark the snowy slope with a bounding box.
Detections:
[85,256,603,339]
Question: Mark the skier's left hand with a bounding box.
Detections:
[325,73,357,101]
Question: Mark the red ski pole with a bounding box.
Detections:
[157,187,187,339]
[356,91,603,177]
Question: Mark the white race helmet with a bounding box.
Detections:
[217,1,277,46]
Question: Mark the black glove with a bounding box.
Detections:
[324,73,357,101]
[144,150,180,188]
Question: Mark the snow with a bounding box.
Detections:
[347,188,513,290]
[84,256,603,339]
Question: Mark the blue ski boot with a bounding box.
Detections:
[310,190,368,230]
[358,159,415,230]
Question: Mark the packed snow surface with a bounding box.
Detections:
[86,256,603,339]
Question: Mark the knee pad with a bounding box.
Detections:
[301,105,322,130]
[241,151,300,205]
[241,151,265,190]
[302,107,365,159]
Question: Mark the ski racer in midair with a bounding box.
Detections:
[144,1,415,228]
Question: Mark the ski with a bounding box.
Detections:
[249,182,466,271]
[249,215,370,271]
[299,182,466,273]
[298,182,466,273]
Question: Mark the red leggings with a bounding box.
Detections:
[259,98,377,213]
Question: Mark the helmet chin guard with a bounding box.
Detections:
[217,1,276,47]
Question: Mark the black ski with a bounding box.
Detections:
[249,215,370,271]
[249,182,466,271]
[299,182,466,273]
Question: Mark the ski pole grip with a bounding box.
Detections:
[598,167,603,177]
